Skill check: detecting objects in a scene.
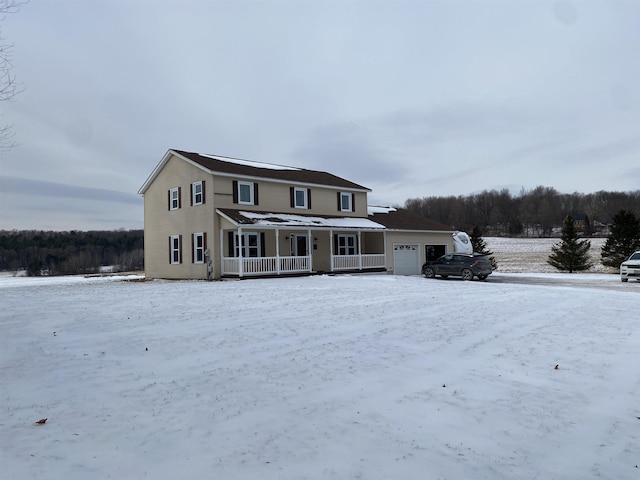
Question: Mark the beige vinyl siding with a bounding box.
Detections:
[383,231,455,274]
[143,154,215,279]
[212,175,367,216]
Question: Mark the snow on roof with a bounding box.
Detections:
[239,211,386,229]
[367,206,397,215]
[199,153,301,171]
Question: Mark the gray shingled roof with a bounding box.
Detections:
[174,150,370,191]
[369,208,453,231]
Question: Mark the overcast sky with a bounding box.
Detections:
[1,0,639,231]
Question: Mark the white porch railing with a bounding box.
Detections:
[332,254,386,271]
[361,254,386,269]
[222,256,310,276]
[222,254,386,276]
[279,256,310,273]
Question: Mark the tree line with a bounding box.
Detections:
[404,187,640,236]
[0,230,144,276]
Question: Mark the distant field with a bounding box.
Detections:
[485,237,613,274]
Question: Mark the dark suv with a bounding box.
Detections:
[422,253,493,281]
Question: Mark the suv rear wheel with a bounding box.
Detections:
[461,268,473,281]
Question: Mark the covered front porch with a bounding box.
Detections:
[217,209,387,278]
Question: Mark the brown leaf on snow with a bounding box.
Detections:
[554,364,559,370]
[35,418,47,425]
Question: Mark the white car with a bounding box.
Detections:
[620,251,640,282]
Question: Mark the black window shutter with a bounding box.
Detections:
[179,235,182,263]
[201,181,206,204]
[191,234,195,263]
[168,236,172,262]
[203,232,207,250]
[351,193,355,212]
[290,187,294,208]
[254,183,259,205]
[178,187,181,209]
[260,232,265,257]
[168,190,171,210]
[232,181,238,203]
[307,189,312,209]
[333,234,338,254]
[228,231,234,257]
[190,184,194,206]
[337,192,341,211]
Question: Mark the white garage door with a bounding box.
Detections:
[393,244,420,275]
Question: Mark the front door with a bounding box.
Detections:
[291,234,308,256]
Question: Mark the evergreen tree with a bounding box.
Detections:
[470,226,493,255]
[547,215,593,273]
[469,225,498,270]
[600,209,640,268]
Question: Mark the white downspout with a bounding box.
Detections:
[358,231,362,270]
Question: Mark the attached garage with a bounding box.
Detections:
[393,244,420,275]
[368,207,456,276]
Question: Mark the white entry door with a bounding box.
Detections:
[393,244,420,275]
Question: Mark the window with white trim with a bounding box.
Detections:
[337,234,357,255]
[294,187,308,208]
[191,181,204,206]
[169,187,180,210]
[193,232,206,263]
[340,192,352,212]
[170,235,182,264]
[238,181,254,205]
[235,232,260,257]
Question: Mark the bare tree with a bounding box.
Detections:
[1,0,26,149]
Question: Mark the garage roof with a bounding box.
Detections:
[368,207,453,231]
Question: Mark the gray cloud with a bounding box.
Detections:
[2,0,639,228]
[0,176,141,205]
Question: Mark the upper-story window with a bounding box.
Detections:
[291,187,311,209]
[191,181,205,206]
[338,192,354,212]
[233,180,258,205]
[168,187,181,210]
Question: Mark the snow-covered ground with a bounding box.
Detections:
[2,243,639,479]
[487,236,612,274]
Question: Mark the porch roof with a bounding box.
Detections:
[217,208,386,230]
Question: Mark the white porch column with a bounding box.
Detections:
[307,229,312,272]
[275,229,281,275]
[329,229,334,272]
[219,228,224,276]
[383,230,387,270]
[358,231,362,270]
[238,227,243,278]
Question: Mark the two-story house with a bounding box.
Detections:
[138,149,456,280]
